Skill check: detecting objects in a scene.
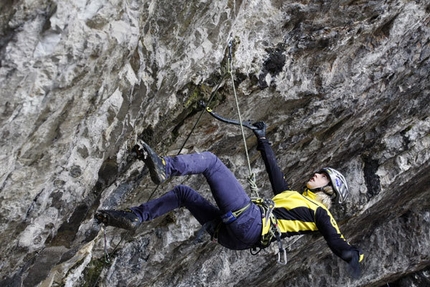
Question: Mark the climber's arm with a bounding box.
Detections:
[253,122,289,195]
[315,207,364,278]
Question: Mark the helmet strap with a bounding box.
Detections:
[310,185,336,199]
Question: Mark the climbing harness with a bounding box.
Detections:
[221,202,251,224]
[251,198,288,265]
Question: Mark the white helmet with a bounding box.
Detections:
[319,167,350,204]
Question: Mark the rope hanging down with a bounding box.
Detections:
[227,37,259,197]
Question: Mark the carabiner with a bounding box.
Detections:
[275,228,287,265]
[277,247,288,265]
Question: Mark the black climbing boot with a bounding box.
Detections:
[95,209,141,230]
[135,140,167,185]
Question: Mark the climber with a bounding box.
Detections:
[95,122,364,278]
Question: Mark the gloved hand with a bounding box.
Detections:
[342,249,363,279]
[252,121,267,139]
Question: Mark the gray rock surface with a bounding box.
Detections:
[0,0,429,286]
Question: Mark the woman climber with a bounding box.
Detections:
[95,122,364,278]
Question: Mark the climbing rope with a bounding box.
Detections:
[227,36,260,197]
[145,35,260,199]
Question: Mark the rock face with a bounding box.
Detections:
[0,0,429,286]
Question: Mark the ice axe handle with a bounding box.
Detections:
[199,100,256,130]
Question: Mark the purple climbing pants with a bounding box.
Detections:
[131,152,262,250]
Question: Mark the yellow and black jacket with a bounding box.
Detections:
[256,139,363,263]
[269,189,354,260]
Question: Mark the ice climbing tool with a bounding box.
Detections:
[199,101,256,130]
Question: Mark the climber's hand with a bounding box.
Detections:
[342,249,363,279]
[252,121,267,139]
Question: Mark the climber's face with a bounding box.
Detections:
[306,172,330,189]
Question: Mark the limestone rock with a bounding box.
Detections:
[0,0,429,286]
